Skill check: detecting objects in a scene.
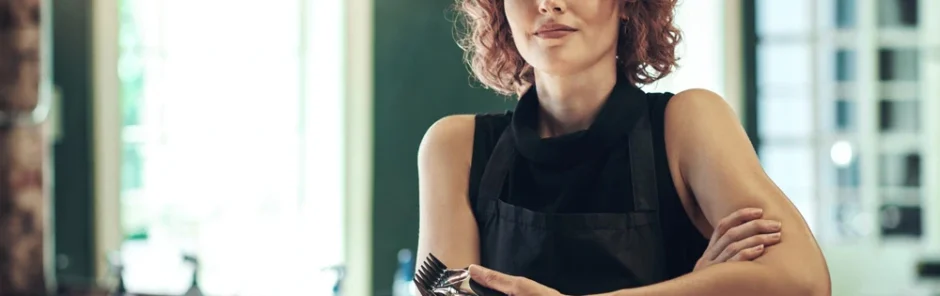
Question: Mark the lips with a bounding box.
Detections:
[534,23,577,39]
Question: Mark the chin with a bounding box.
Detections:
[529,58,593,77]
[525,47,603,76]
[532,64,580,76]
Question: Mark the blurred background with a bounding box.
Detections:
[1,0,939,295]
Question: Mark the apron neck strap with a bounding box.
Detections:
[627,110,659,212]
[476,128,516,205]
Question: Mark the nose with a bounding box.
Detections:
[538,0,566,15]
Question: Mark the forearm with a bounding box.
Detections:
[594,262,826,296]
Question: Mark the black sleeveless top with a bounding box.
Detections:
[468,84,708,292]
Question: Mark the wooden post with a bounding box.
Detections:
[0,0,51,294]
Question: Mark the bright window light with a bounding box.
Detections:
[117,0,344,294]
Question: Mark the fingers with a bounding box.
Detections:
[709,219,782,261]
[729,244,765,262]
[715,231,782,262]
[469,264,516,294]
[713,208,764,240]
[703,208,764,259]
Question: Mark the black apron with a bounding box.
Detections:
[473,93,668,295]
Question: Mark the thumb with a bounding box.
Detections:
[468,264,515,293]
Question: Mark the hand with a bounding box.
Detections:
[468,265,564,296]
[694,207,782,271]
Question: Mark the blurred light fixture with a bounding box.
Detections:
[830,141,855,167]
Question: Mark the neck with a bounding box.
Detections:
[532,59,619,138]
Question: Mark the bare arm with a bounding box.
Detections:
[415,115,481,272]
[608,89,830,296]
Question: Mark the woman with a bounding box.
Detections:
[417,0,830,295]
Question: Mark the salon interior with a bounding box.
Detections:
[1,0,939,295]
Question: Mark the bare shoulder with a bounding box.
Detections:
[663,88,742,149]
[418,114,477,169]
[416,114,483,267]
[665,88,737,123]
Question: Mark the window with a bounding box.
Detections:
[753,0,818,233]
[117,1,344,294]
[747,0,933,244]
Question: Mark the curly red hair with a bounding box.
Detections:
[455,0,682,95]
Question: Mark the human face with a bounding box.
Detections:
[504,0,622,76]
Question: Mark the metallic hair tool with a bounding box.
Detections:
[413,253,507,296]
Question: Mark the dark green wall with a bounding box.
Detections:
[372,1,514,294]
[51,0,96,286]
